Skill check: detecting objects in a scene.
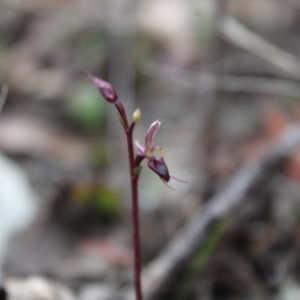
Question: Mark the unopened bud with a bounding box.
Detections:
[86,72,118,103]
[133,108,141,123]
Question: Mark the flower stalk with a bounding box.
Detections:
[126,125,143,300]
[87,72,186,300]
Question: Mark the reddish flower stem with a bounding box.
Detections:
[87,74,144,300]
[114,100,143,300]
[125,123,143,300]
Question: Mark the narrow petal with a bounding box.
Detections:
[162,180,175,190]
[135,141,146,156]
[145,119,162,149]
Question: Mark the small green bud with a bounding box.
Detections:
[133,108,141,123]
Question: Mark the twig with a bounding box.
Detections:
[141,61,300,98]
[191,1,300,79]
[219,16,300,79]
[123,124,300,300]
[141,60,300,98]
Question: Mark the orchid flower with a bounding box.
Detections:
[135,120,187,190]
[87,72,188,300]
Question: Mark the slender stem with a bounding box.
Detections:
[114,99,143,300]
[88,75,143,298]
[126,124,143,300]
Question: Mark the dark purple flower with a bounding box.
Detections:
[136,120,187,189]
[86,72,118,103]
[148,156,170,182]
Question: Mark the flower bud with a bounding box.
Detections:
[133,108,141,123]
[86,72,118,103]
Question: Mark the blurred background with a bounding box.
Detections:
[1,0,300,299]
